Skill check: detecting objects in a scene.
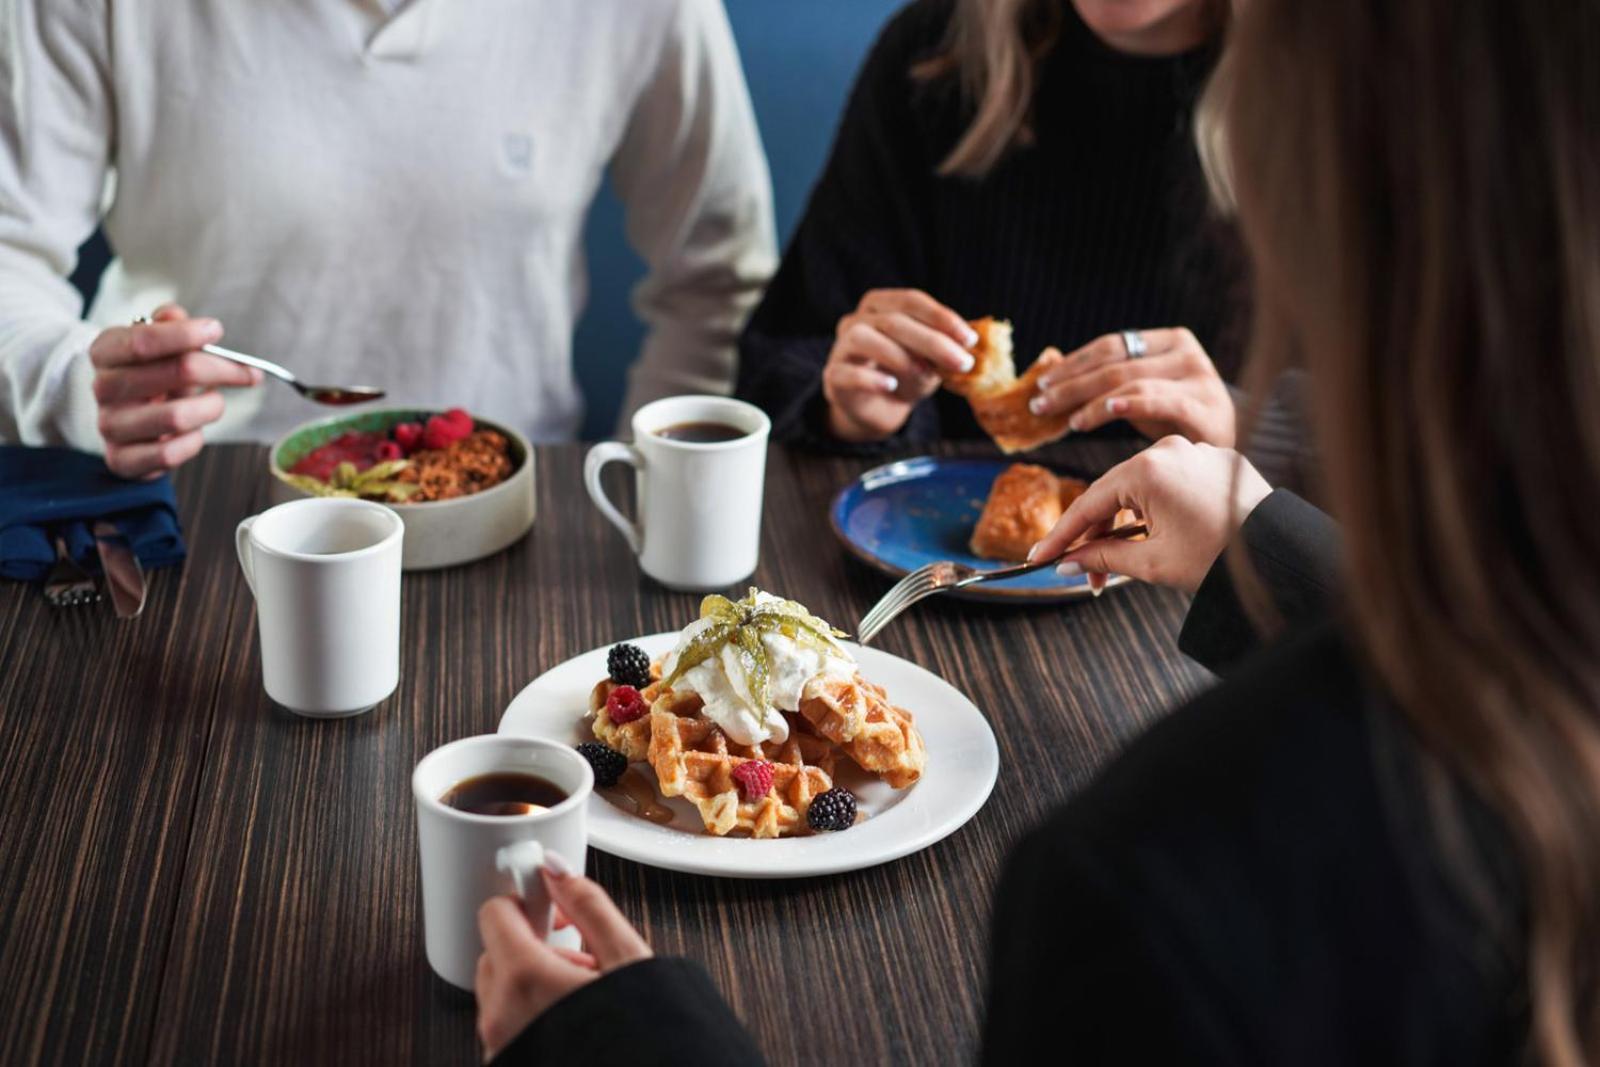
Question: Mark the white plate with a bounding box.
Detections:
[498,633,999,879]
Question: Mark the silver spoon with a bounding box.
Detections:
[132,315,385,406]
[201,343,385,406]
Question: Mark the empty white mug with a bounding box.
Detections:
[412,735,591,991]
[235,497,403,717]
[584,395,770,591]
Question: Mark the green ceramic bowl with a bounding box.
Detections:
[268,409,536,571]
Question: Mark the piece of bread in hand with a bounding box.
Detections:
[943,317,1016,398]
[970,463,1091,562]
[941,318,1073,453]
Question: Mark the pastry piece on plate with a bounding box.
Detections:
[969,463,1090,562]
[940,317,1074,453]
[798,675,927,788]
[649,703,836,837]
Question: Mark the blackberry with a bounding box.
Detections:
[575,742,627,787]
[606,643,652,688]
[806,788,857,832]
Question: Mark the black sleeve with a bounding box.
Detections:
[733,4,946,452]
[490,957,765,1067]
[981,822,1230,1064]
[1178,489,1341,675]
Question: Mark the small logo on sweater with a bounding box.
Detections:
[500,133,534,177]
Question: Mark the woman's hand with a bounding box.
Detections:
[89,304,261,479]
[823,289,978,442]
[475,862,653,1061]
[1029,437,1271,594]
[1029,327,1236,447]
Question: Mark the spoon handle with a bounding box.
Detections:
[201,343,298,386]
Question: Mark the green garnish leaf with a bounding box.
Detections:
[731,626,770,709]
[662,621,734,690]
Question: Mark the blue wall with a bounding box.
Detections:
[572,0,902,437]
[69,1,905,439]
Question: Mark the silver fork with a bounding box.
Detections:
[855,523,1148,645]
[43,535,101,607]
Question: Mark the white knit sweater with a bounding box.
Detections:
[0,0,775,446]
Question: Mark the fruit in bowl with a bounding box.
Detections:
[280,407,516,504]
[270,408,535,570]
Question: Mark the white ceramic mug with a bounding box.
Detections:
[412,736,592,991]
[235,498,403,717]
[584,395,771,591]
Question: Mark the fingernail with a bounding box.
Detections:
[962,326,979,348]
[1068,415,1084,432]
[1035,376,1054,393]
[542,850,574,878]
[956,353,975,373]
[1029,397,1049,416]
[881,374,899,395]
[1026,541,1043,563]
[1106,398,1128,414]
[1056,561,1083,577]
[199,318,223,338]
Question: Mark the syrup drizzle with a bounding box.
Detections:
[601,768,674,825]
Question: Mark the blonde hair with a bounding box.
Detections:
[915,0,1228,178]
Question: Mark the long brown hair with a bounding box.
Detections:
[915,0,1228,177]
[1213,2,1600,1061]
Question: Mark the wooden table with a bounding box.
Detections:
[0,441,1211,1066]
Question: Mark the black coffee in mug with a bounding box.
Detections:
[439,772,567,816]
[653,420,747,444]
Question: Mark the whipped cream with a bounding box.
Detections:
[661,595,855,746]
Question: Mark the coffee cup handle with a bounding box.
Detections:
[583,442,644,556]
[496,841,560,941]
[235,516,258,596]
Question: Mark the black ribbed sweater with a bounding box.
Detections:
[735,0,1247,449]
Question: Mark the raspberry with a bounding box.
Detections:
[604,684,648,725]
[606,643,652,688]
[806,788,856,832]
[443,407,473,431]
[393,422,424,454]
[575,742,627,787]
[731,760,775,802]
[422,413,471,451]
[375,440,403,462]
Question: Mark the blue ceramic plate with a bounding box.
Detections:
[828,456,1129,603]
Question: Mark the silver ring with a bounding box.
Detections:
[1121,330,1147,360]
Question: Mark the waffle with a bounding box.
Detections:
[798,675,927,788]
[589,660,666,762]
[648,695,836,838]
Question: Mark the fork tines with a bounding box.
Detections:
[856,563,946,646]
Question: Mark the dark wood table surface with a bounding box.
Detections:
[0,440,1211,1066]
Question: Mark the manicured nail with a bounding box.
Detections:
[1029,397,1049,416]
[1035,376,1054,393]
[1026,541,1044,563]
[962,325,979,348]
[881,374,900,395]
[1106,397,1128,415]
[1068,414,1084,432]
[955,352,975,373]
[542,849,574,878]
[199,318,223,338]
[1056,561,1083,577]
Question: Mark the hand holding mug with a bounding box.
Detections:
[1028,327,1236,447]
[475,868,653,1060]
[1029,437,1271,594]
[823,289,978,443]
[90,304,261,479]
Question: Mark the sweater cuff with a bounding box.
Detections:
[490,957,764,1067]
[1178,489,1340,675]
